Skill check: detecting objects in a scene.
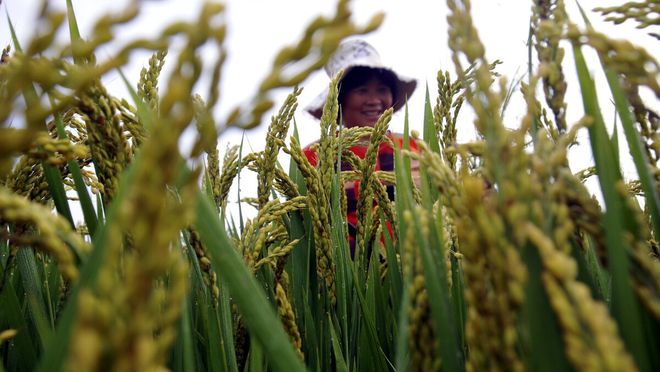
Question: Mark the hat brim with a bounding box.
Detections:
[304,66,417,120]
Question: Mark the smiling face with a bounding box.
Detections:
[339,67,396,128]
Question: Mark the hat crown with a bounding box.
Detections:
[324,40,384,77]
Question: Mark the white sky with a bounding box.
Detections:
[2,0,658,220]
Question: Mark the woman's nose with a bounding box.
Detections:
[365,92,382,104]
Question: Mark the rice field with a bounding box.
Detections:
[0,0,659,371]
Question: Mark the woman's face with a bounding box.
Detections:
[341,76,393,128]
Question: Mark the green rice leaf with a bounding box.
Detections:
[6,13,23,53]
[0,265,38,371]
[344,244,389,371]
[422,83,441,154]
[54,112,99,238]
[16,248,52,349]
[42,163,75,228]
[417,163,464,371]
[450,253,467,353]
[172,294,195,372]
[572,40,652,372]
[65,0,82,43]
[329,316,348,372]
[331,167,351,356]
[520,243,574,372]
[604,70,660,239]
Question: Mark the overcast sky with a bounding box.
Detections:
[3,0,658,219]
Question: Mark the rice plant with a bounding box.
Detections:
[1,0,658,371]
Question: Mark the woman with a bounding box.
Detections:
[303,39,419,253]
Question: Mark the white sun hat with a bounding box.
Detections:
[304,39,417,120]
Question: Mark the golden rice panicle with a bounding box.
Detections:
[407,140,462,214]
[525,222,638,372]
[355,108,392,259]
[253,196,308,228]
[339,126,375,148]
[625,85,659,172]
[7,156,51,204]
[215,145,240,211]
[369,176,397,239]
[78,82,130,204]
[285,136,335,303]
[272,164,300,200]
[137,50,167,112]
[242,222,278,272]
[0,187,88,282]
[188,227,220,304]
[532,0,569,133]
[113,97,145,151]
[241,197,306,272]
[275,282,304,360]
[403,207,442,372]
[257,238,301,283]
[401,210,416,281]
[594,1,660,32]
[317,72,341,205]
[25,132,89,166]
[520,78,561,143]
[258,87,301,208]
[434,69,465,170]
[6,126,90,204]
[455,175,527,372]
[205,142,221,203]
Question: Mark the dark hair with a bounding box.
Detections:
[338,66,398,106]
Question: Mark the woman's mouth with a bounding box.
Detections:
[362,110,383,119]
